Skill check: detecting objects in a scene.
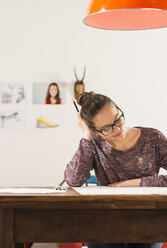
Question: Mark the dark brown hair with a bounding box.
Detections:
[46,83,61,100]
[77,91,116,128]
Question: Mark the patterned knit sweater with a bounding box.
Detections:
[64,127,167,187]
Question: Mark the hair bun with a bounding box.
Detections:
[77,91,95,106]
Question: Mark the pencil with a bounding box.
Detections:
[54,179,66,190]
[72,98,79,112]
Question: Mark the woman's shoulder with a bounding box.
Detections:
[81,133,103,144]
[92,133,105,144]
[138,126,166,140]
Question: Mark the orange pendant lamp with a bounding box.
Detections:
[83,0,167,30]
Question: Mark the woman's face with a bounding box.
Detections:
[49,85,58,97]
[92,104,126,142]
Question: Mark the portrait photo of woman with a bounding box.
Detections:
[44,82,63,104]
[32,82,65,105]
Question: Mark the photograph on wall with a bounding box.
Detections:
[32,82,65,105]
[0,106,28,131]
[0,82,28,104]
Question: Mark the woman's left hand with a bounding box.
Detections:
[108,178,141,187]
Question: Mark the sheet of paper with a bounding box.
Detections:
[72,186,167,195]
[0,188,66,194]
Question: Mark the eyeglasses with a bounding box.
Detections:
[93,106,125,136]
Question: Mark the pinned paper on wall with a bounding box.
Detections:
[33,82,66,105]
[0,106,28,131]
[0,82,28,131]
[0,82,28,104]
[30,106,64,131]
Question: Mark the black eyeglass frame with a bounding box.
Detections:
[92,106,125,136]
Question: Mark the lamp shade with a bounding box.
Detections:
[83,0,167,30]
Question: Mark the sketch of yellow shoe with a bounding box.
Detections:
[36,117,59,128]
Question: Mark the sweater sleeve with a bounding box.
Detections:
[141,130,167,187]
[64,138,95,187]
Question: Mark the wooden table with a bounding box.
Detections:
[0,188,167,248]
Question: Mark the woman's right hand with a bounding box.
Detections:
[77,111,93,141]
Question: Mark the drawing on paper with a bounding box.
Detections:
[36,116,59,128]
[0,83,26,104]
[0,107,27,131]
[0,111,20,128]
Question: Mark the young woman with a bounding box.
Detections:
[64,91,166,248]
[44,82,62,104]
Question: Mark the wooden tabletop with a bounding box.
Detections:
[0,187,167,209]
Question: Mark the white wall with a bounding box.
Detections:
[0,0,167,187]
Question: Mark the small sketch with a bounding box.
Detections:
[0,107,27,131]
[16,86,25,103]
[36,116,59,128]
[0,110,20,128]
[0,83,26,104]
